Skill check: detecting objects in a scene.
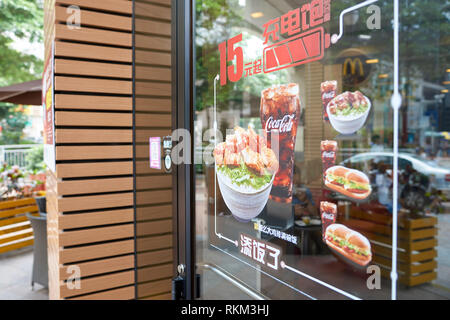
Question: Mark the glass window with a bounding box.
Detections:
[194,0,450,300]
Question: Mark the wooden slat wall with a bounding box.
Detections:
[134,0,174,300]
[46,0,136,300]
[45,0,175,300]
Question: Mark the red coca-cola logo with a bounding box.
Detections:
[322,91,336,100]
[322,151,335,158]
[265,114,295,133]
[322,212,335,220]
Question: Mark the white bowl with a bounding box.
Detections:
[327,96,371,135]
[216,169,274,222]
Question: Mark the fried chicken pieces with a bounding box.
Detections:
[213,126,279,176]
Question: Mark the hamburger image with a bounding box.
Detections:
[324,166,371,200]
[325,224,372,267]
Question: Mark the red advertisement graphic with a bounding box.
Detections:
[219,0,332,86]
[263,27,325,74]
[260,84,300,203]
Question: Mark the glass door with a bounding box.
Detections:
[191,0,450,300]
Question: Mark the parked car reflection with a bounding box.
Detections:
[340,152,450,214]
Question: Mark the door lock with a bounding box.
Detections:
[177,264,185,276]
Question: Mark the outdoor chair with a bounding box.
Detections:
[26,212,48,289]
[34,196,46,214]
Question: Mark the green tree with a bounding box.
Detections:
[0,0,44,145]
[0,0,44,86]
[0,105,29,144]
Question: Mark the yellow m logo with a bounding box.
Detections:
[343,58,364,76]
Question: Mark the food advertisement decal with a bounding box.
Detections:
[211,0,383,300]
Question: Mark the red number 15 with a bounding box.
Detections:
[218,33,244,86]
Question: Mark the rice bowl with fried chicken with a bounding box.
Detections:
[213,126,279,221]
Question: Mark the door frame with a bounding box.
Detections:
[171,0,401,301]
[172,0,196,300]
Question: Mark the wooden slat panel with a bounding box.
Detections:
[135,1,171,20]
[58,177,133,195]
[55,59,132,78]
[60,255,134,280]
[408,272,437,286]
[137,263,172,283]
[407,216,437,229]
[135,97,171,113]
[136,234,172,252]
[56,161,133,178]
[136,219,172,237]
[55,24,132,47]
[137,278,171,299]
[136,205,172,221]
[135,18,171,37]
[143,292,171,300]
[59,208,134,229]
[136,66,171,81]
[137,248,172,267]
[60,239,134,264]
[55,0,133,14]
[136,190,172,206]
[136,161,169,174]
[56,111,132,127]
[60,270,135,298]
[135,81,171,96]
[56,146,133,161]
[55,94,132,110]
[136,175,172,190]
[135,113,171,127]
[55,42,132,63]
[60,224,134,246]
[69,286,135,300]
[0,215,32,228]
[410,238,437,251]
[0,230,34,245]
[55,6,132,31]
[410,260,437,275]
[58,192,133,212]
[136,0,171,6]
[135,49,171,66]
[0,198,36,210]
[135,34,171,51]
[135,129,171,143]
[411,228,437,240]
[0,205,38,219]
[56,129,132,143]
[0,238,34,254]
[410,249,437,263]
[46,0,176,300]
[55,76,132,94]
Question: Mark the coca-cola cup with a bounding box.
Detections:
[321,140,338,181]
[261,83,301,203]
[320,201,337,242]
[320,81,337,122]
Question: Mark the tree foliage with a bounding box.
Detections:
[0,0,43,145]
[0,0,44,86]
